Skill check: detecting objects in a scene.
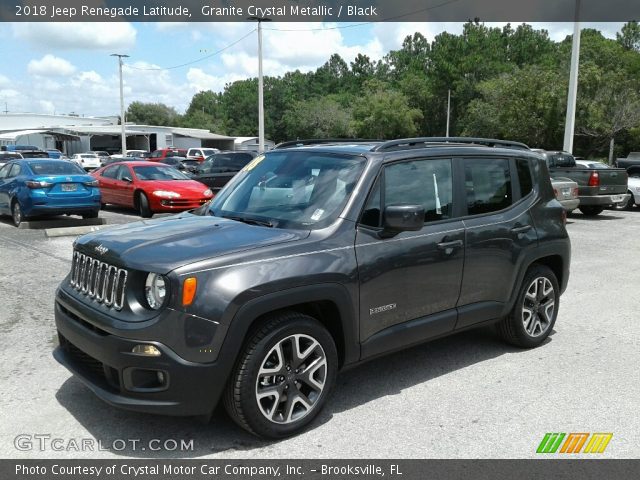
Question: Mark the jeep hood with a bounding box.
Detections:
[74,213,309,273]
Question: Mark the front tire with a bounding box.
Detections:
[498,265,559,348]
[136,191,153,218]
[579,205,604,216]
[224,312,338,439]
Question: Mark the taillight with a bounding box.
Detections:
[561,210,567,224]
[588,171,600,187]
[572,187,579,197]
[83,180,99,187]
[553,188,559,198]
[26,180,53,189]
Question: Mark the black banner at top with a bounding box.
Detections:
[1,0,639,22]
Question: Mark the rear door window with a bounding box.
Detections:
[464,158,513,215]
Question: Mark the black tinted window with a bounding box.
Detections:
[516,159,533,197]
[360,178,381,227]
[464,158,512,215]
[548,153,575,168]
[0,164,10,179]
[384,159,454,223]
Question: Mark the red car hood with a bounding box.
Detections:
[139,180,210,197]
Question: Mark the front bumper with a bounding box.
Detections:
[149,197,211,213]
[53,296,228,417]
[579,193,631,206]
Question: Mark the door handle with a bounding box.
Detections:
[511,225,532,234]
[437,240,463,252]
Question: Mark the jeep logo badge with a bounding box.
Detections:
[94,244,109,255]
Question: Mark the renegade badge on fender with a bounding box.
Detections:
[53,137,571,438]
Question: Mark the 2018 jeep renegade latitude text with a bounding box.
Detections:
[53,137,570,438]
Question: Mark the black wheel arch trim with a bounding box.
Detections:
[220,283,359,371]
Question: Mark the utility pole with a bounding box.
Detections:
[446,89,451,137]
[248,16,271,153]
[563,0,581,153]
[111,53,129,156]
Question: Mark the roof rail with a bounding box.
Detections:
[273,138,381,149]
[371,137,530,152]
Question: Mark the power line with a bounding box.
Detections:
[125,28,256,71]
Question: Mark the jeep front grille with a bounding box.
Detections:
[69,251,128,310]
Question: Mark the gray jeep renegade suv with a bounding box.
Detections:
[53,137,571,438]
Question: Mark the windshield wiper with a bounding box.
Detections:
[221,215,275,228]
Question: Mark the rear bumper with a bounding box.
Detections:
[579,194,630,206]
[26,203,100,216]
[53,296,227,417]
[558,198,580,211]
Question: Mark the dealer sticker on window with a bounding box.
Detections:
[311,209,324,221]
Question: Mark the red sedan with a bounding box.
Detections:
[91,161,213,218]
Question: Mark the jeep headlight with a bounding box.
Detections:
[145,273,167,310]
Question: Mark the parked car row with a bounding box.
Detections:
[532,149,630,216]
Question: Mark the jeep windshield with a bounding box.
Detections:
[208,151,366,230]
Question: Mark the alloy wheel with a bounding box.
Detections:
[255,334,327,424]
[522,277,556,337]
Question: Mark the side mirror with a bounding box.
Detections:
[383,205,424,234]
[122,176,133,183]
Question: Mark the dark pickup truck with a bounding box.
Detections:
[615,152,640,170]
[534,150,629,216]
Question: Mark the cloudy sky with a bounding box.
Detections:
[0,21,625,118]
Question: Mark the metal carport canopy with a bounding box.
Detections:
[0,129,80,141]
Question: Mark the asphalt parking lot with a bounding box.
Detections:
[1,207,638,459]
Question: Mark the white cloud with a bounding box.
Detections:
[0,74,10,87]
[39,100,55,114]
[27,54,76,76]
[13,22,136,50]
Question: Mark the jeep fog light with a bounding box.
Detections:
[145,273,166,309]
[131,344,161,356]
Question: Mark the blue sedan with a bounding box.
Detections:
[0,159,101,227]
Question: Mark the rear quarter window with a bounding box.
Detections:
[516,158,533,197]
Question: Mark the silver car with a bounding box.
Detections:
[551,177,579,212]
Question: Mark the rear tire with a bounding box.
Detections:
[11,200,24,227]
[224,312,338,439]
[498,265,559,348]
[136,191,153,218]
[579,205,604,216]
[82,210,99,219]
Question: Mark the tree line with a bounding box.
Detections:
[126,21,640,160]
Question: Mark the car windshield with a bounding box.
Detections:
[81,154,97,158]
[169,151,187,157]
[27,161,85,175]
[549,153,575,167]
[208,151,366,230]
[133,165,190,180]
